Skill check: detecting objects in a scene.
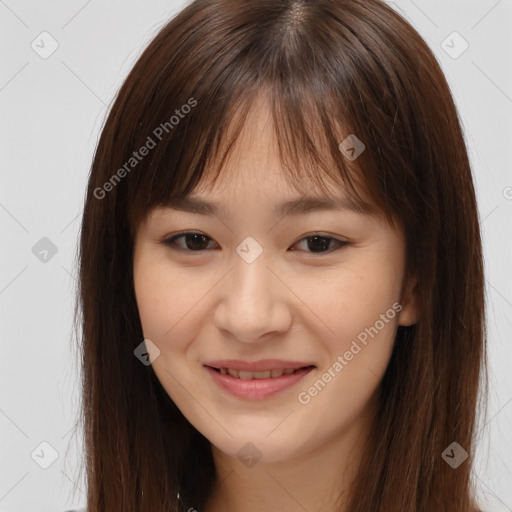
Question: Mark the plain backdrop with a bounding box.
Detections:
[0,1,511,511]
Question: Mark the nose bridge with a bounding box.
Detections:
[233,249,272,308]
[214,242,291,343]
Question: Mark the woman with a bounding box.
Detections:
[74,0,487,510]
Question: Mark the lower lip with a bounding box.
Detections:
[204,365,315,400]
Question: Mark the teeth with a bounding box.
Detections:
[218,368,301,379]
[253,370,271,379]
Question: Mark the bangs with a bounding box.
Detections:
[125,80,394,237]
[119,1,405,237]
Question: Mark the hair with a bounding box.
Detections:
[72,0,487,510]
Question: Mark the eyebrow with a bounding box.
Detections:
[165,194,374,217]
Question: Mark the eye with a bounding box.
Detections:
[161,231,218,252]
[290,234,349,254]
[160,231,349,255]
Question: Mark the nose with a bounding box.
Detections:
[213,251,292,344]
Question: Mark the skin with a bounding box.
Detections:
[133,97,419,512]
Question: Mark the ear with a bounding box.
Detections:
[397,275,420,326]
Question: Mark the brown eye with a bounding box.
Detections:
[161,232,217,252]
[291,235,348,254]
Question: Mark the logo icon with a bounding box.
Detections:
[32,237,58,263]
[134,339,161,365]
[442,441,468,469]
[237,442,262,468]
[31,441,59,469]
[31,32,59,59]
[236,236,263,264]
[441,32,469,59]
[339,134,366,161]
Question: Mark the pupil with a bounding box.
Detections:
[186,233,208,250]
[308,236,329,252]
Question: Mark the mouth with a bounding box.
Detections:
[203,361,316,400]
[206,365,316,379]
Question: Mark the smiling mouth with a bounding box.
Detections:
[207,365,316,380]
[204,364,316,400]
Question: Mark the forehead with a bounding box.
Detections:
[190,97,372,203]
[190,161,380,228]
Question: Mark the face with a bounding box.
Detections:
[133,100,418,464]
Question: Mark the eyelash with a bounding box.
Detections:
[160,231,349,256]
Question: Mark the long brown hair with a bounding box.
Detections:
[73,0,487,510]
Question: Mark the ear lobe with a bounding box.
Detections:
[397,276,420,326]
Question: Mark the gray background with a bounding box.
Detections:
[0,0,511,510]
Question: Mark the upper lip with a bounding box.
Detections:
[203,359,316,372]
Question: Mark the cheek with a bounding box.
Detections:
[292,267,402,438]
[134,265,166,337]
[133,253,183,343]
[293,253,403,351]
[133,252,216,361]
